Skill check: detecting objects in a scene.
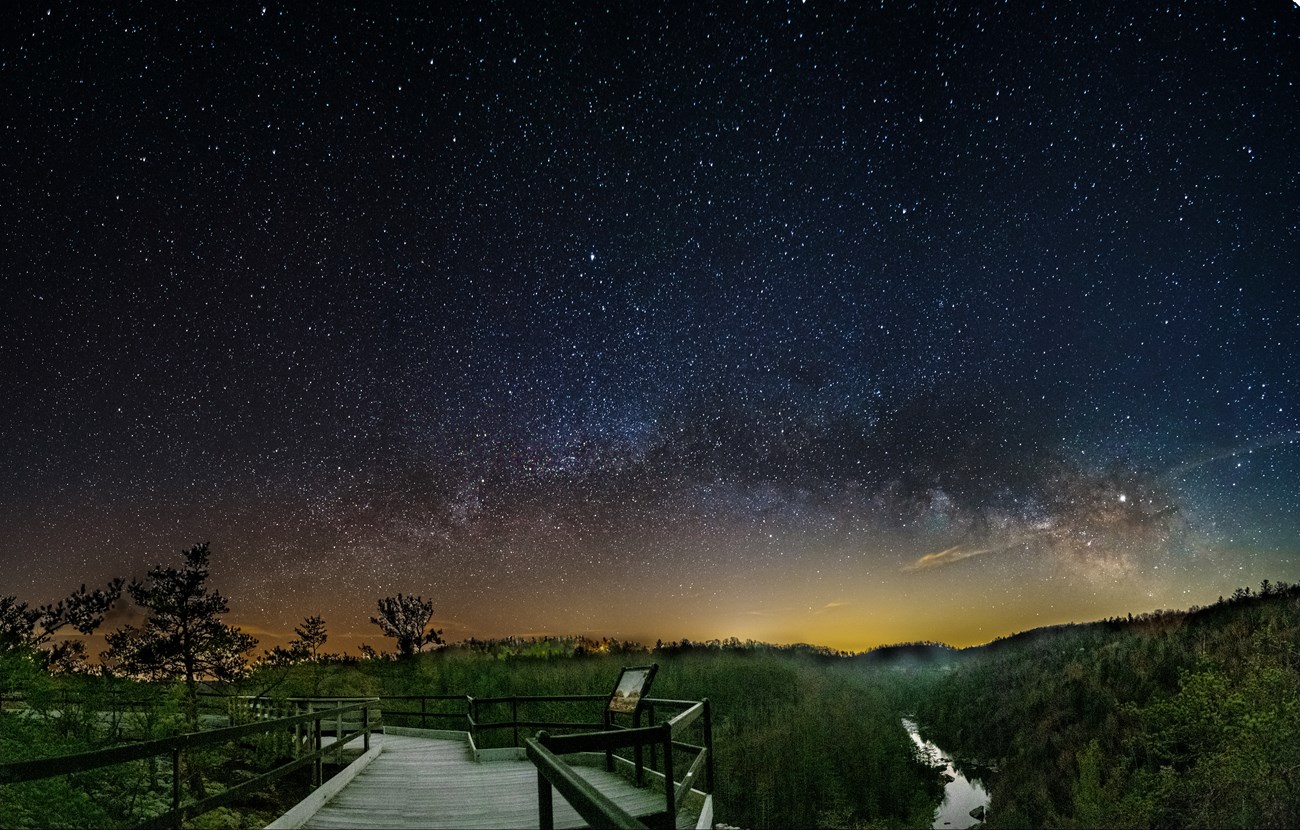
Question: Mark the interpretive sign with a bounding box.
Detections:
[606,664,658,715]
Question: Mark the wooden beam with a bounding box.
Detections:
[540,725,664,755]
[667,702,704,734]
[674,749,708,807]
[525,738,646,830]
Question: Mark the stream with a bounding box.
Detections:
[902,718,991,829]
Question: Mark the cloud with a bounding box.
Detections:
[904,538,1029,572]
[1167,432,1300,478]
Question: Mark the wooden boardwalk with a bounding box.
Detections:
[281,731,699,829]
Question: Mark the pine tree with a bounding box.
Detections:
[292,614,328,661]
[0,580,123,671]
[370,594,443,657]
[103,543,257,727]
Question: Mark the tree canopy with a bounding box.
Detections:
[0,579,124,671]
[293,614,328,661]
[370,594,443,657]
[102,543,256,712]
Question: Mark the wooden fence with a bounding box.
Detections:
[372,692,714,829]
[1,692,713,830]
[0,698,379,829]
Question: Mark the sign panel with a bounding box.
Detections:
[607,665,657,714]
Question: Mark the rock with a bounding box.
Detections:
[969,805,986,820]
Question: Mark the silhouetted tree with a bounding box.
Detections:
[103,543,257,728]
[370,594,443,657]
[292,614,328,661]
[260,645,300,667]
[0,579,123,671]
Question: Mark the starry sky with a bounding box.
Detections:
[3,2,1298,653]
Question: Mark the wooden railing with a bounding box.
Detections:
[0,698,380,829]
[2,691,714,830]
[527,697,714,830]
[527,735,645,830]
[367,692,611,744]
[372,691,714,829]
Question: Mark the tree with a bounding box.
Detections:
[0,580,124,671]
[103,543,256,727]
[292,614,328,661]
[370,594,443,657]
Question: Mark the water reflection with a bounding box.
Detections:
[902,718,991,829]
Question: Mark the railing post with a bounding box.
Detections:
[363,703,371,752]
[537,773,555,830]
[312,709,323,788]
[512,697,520,748]
[633,708,644,786]
[336,704,344,763]
[171,746,182,828]
[536,730,555,830]
[649,703,658,772]
[467,695,477,744]
[703,698,715,793]
[604,707,614,773]
[661,723,675,827]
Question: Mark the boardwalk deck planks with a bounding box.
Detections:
[290,733,696,829]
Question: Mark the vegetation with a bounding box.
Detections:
[292,615,329,662]
[912,581,1300,828]
[0,579,123,673]
[102,543,257,730]
[369,593,444,657]
[4,552,1299,829]
[250,640,942,829]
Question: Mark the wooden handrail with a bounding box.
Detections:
[538,724,667,755]
[523,696,714,829]
[474,694,608,704]
[4,690,712,829]
[474,719,606,732]
[674,747,708,806]
[640,697,700,708]
[0,700,376,785]
[526,735,646,830]
[0,698,380,830]
[666,700,705,733]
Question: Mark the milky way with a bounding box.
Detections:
[2,3,1297,650]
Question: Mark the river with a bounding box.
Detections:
[902,718,991,829]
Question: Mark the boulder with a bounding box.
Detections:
[969,805,986,820]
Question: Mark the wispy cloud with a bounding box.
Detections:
[1167,432,1300,477]
[903,535,1037,572]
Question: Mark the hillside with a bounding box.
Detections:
[910,582,1300,828]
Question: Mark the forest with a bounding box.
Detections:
[2,543,1299,829]
[913,582,1300,828]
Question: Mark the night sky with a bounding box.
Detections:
[3,2,1298,653]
